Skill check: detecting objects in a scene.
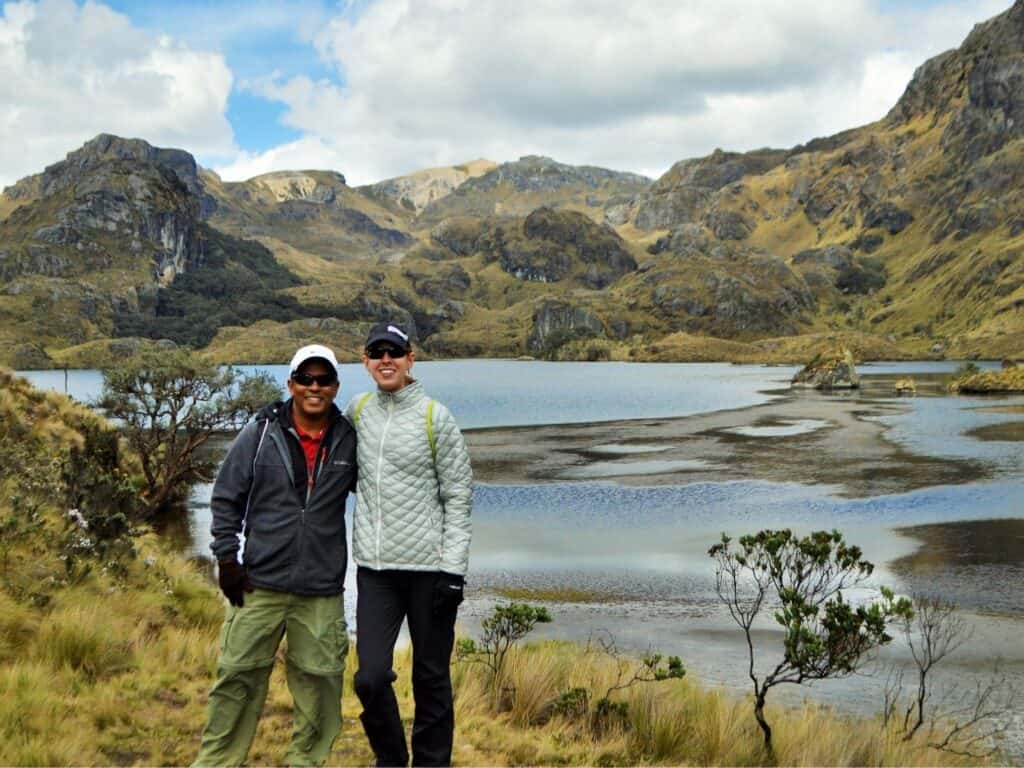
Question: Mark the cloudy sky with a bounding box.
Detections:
[0,0,1013,188]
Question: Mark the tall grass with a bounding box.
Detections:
[451,640,983,767]
[0,592,39,663]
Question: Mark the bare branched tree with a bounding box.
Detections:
[885,594,1016,759]
[901,595,969,739]
[587,630,685,699]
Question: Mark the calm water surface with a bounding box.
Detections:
[20,360,799,428]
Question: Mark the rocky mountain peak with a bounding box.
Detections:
[474,155,652,192]
[889,0,1024,160]
[361,161,495,214]
[250,170,347,204]
[46,134,203,198]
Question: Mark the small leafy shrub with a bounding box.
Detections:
[457,602,552,699]
[709,528,912,754]
[553,686,590,719]
[837,256,887,295]
[954,361,981,378]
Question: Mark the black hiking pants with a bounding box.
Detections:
[354,567,458,767]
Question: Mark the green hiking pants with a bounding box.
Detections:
[193,589,349,767]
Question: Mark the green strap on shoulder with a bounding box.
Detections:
[425,399,437,462]
[352,392,374,424]
[352,391,437,462]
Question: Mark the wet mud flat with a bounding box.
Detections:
[465,384,988,498]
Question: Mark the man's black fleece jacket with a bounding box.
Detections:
[209,399,357,596]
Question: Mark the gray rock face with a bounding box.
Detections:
[634,186,711,230]
[30,133,218,218]
[648,223,711,258]
[405,264,471,302]
[418,156,652,222]
[518,207,637,288]
[793,244,856,271]
[603,197,635,226]
[850,232,884,253]
[430,208,636,289]
[0,134,212,318]
[527,300,605,353]
[791,348,860,389]
[889,2,1024,162]
[707,255,816,334]
[429,218,487,256]
[862,202,913,234]
[705,208,753,240]
[634,247,815,338]
[804,175,853,224]
[470,155,651,193]
[634,148,787,230]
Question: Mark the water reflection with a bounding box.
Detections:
[890,519,1024,616]
[967,421,1024,442]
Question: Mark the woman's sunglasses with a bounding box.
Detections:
[291,372,338,387]
[366,345,408,360]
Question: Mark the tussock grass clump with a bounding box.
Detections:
[0,592,39,663]
[33,604,134,680]
[450,640,979,766]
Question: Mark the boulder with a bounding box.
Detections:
[894,377,917,395]
[705,208,753,240]
[791,348,860,389]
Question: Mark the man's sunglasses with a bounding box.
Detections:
[291,371,338,387]
[366,345,408,360]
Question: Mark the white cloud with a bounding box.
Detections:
[217,0,1012,185]
[0,0,235,189]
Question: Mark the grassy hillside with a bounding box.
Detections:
[202,169,416,262]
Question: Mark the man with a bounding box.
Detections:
[346,322,473,767]
[194,344,357,767]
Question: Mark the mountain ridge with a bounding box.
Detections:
[2,2,1024,366]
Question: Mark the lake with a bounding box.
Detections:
[19,359,1024,755]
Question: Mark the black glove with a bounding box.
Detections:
[433,571,465,615]
[218,559,254,607]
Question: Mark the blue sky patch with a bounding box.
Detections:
[103,0,339,154]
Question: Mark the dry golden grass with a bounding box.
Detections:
[451,641,985,767]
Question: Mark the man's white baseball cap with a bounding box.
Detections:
[289,344,340,380]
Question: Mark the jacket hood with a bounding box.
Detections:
[257,400,287,423]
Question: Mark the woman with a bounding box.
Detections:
[346,321,473,768]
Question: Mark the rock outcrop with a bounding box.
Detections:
[791,348,860,389]
[634,148,787,230]
[204,168,414,260]
[419,155,651,222]
[0,141,206,284]
[429,207,637,289]
[362,159,497,214]
[527,300,606,354]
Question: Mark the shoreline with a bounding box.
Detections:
[464,377,992,498]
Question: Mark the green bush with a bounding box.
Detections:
[837,256,887,295]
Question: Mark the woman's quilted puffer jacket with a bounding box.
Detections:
[345,380,473,575]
